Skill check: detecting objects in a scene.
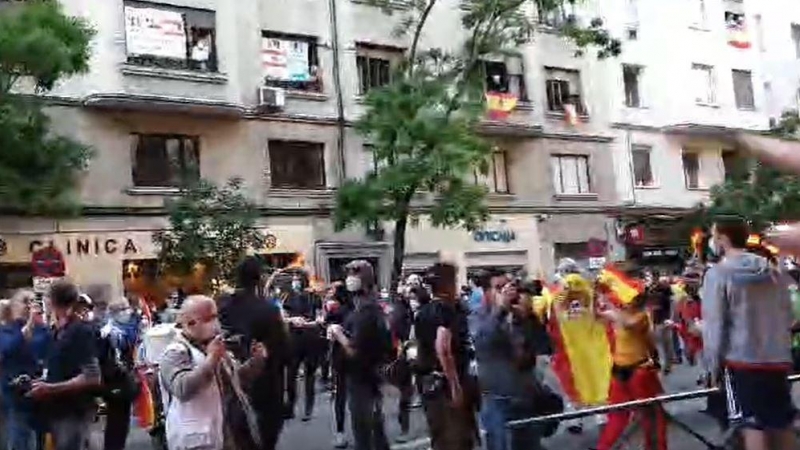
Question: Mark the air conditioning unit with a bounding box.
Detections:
[257,86,285,112]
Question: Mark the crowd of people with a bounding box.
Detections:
[1,215,799,450]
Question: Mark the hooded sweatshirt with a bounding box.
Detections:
[700,252,793,372]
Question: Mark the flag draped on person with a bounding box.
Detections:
[544,274,613,406]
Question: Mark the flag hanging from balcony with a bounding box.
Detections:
[726,12,751,49]
[485,91,518,120]
[544,276,613,407]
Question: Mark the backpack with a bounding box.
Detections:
[97,330,140,402]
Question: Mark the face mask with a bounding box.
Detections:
[114,310,132,323]
[345,275,362,293]
[410,299,420,312]
[195,320,220,342]
[708,238,723,258]
[291,281,302,292]
[85,311,95,322]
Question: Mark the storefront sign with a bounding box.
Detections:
[641,248,680,259]
[588,257,606,269]
[31,246,65,278]
[29,238,139,256]
[473,229,516,243]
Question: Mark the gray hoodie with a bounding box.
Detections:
[701,252,793,372]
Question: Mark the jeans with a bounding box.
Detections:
[332,364,347,433]
[5,405,42,450]
[347,380,389,450]
[287,343,322,417]
[480,395,542,450]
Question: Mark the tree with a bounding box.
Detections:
[152,178,265,288]
[0,0,95,215]
[334,0,621,289]
[707,110,800,232]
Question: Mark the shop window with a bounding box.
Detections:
[356,44,403,95]
[483,58,528,102]
[682,151,701,189]
[551,154,592,195]
[262,31,321,92]
[131,134,200,188]
[632,145,654,187]
[268,140,326,189]
[0,264,33,297]
[732,69,755,110]
[124,2,218,72]
[474,151,510,194]
[545,67,585,114]
[622,64,643,108]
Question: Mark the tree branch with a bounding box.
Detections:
[408,0,438,77]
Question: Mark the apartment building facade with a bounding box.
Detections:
[0,0,627,297]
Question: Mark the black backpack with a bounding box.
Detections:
[97,332,140,402]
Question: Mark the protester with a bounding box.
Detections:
[324,283,354,449]
[594,289,666,450]
[413,262,477,450]
[27,281,101,450]
[99,297,142,450]
[702,216,796,450]
[475,273,545,450]
[218,256,290,450]
[327,260,392,450]
[0,292,49,450]
[283,272,325,422]
[160,295,266,450]
[388,286,414,443]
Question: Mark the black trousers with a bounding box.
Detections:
[347,380,390,450]
[287,342,322,416]
[103,397,132,450]
[333,362,348,433]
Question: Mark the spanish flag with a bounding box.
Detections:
[134,370,156,429]
[547,275,613,406]
[485,91,518,120]
[597,265,643,307]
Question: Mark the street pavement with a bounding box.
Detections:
[123,361,739,450]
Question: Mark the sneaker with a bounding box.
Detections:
[396,432,410,443]
[302,412,312,422]
[333,432,348,449]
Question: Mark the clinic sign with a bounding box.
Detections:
[472,224,517,244]
[28,237,140,256]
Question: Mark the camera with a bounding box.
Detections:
[9,374,33,395]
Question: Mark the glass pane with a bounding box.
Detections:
[550,157,563,193]
[682,153,700,188]
[356,56,368,94]
[493,152,508,193]
[632,149,653,186]
[135,135,170,187]
[562,157,579,194]
[576,156,590,193]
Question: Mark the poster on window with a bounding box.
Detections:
[261,37,310,82]
[726,11,750,49]
[124,6,187,59]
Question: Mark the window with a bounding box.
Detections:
[483,58,528,101]
[626,27,639,41]
[537,0,576,27]
[356,44,403,95]
[732,70,755,110]
[131,134,199,188]
[551,155,591,195]
[623,65,643,108]
[475,152,510,194]
[682,152,700,189]
[631,145,654,187]
[262,32,321,92]
[725,7,749,49]
[792,24,800,59]
[692,0,707,28]
[626,0,639,24]
[691,64,715,104]
[545,67,584,114]
[722,150,747,180]
[268,140,326,189]
[124,2,217,72]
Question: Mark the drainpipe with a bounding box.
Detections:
[624,129,637,207]
[328,0,347,183]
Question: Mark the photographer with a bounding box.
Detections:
[0,292,50,450]
[414,263,477,450]
[475,275,547,450]
[160,295,266,450]
[27,281,101,450]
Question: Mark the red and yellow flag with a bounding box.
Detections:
[597,265,644,307]
[133,370,156,429]
[485,92,518,120]
[545,276,613,406]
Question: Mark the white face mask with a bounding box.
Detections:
[195,320,220,342]
[345,275,362,293]
[85,311,95,322]
[114,310,132,324]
